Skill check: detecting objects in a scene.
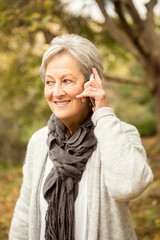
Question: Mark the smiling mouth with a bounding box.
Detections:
[54,100,71,106]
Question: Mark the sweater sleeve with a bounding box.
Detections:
[92,107,153,201]
[9,135,35,240]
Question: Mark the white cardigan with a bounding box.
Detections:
[9,107,153,240]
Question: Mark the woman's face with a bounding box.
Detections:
[44,52,91,130]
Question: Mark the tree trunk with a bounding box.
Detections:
[146,59,160,135]
[152,82,160,135]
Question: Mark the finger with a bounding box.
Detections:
[84,79,99,89]
[76,88,97,98]
[92,68,102,85]
[76,91,97,98]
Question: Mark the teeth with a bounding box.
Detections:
[55,101,70,106]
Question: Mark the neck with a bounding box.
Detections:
[62,110,92,135]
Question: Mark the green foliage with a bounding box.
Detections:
[0,32,50,164]
[113,83,157,137]
[134,117,157,137]
[0,0,98,164]
[0,0,157,165]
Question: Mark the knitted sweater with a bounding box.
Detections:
[9,107,153,240]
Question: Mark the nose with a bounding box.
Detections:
[52,83,65,98]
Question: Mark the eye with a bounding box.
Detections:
[45,80,55,86]
[63,79,72,84]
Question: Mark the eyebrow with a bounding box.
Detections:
[45,73,77,80]
[45,75,55,81]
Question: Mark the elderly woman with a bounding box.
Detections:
[9,34,153,240]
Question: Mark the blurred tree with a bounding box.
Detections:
[0,0,100,164]
[95,0,160,134]
[0,0,157,164]
[0,0,96,43]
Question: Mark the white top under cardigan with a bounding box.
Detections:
[40,155,90,240]
[9,107,153,240]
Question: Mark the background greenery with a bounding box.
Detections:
[0,0,157,166]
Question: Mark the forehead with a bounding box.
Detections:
[47,52,80,68]
[45,52,84,80]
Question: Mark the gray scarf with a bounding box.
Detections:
[43,114,97,240]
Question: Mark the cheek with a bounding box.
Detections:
[44,88,51,101]
[68,85,84,97]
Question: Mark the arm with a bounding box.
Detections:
[92,107,153,201]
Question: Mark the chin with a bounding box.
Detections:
[54,112,72,121]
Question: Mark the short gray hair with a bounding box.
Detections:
[39,34,103,82]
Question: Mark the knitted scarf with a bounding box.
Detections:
[43,114,97,240]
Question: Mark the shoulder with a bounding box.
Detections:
[121,121,140,136]
[92,107,139,133]
[24,126,48,165]
[31,126,48,138]
[28,126,48,146]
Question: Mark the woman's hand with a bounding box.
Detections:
[76,68,108,112]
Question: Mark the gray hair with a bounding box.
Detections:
[39,34,103,82]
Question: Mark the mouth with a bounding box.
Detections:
[54,100,71,107]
